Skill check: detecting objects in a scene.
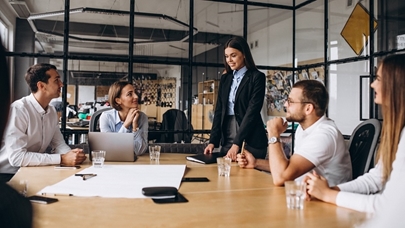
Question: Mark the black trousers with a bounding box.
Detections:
[220,115,267,159]
[0,174,15,183]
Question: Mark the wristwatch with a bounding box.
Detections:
[268,136,281,144]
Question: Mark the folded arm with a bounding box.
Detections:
[269,145,315,186]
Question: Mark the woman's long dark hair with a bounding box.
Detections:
[223,36,257,73]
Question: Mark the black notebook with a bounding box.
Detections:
[186,153,222,164]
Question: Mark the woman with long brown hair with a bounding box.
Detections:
[203,36,267,160]
[305,54,405,213]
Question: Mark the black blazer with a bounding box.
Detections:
[209,69,267,150]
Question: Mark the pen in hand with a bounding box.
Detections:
[241,141,245,155]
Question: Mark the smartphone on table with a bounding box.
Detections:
[27,195,59,204]
[54,165,81,170]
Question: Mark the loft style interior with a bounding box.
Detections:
[2,0,405,141]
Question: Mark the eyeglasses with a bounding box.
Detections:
[285,99,312,106]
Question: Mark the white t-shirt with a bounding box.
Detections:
[0,94,71,174]
[335,127,405,213]
[294,115,352,186]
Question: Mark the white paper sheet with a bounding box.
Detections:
[38,165,186,198]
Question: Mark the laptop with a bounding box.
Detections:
[88,132,136,162]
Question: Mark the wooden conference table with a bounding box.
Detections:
[10,154,367,228]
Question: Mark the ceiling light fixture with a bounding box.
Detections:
[27,7,198,37]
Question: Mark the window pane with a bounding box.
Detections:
[0,19,8,49]
[328,60,370,135]
[190,66,222,136]
[250,0,310,6]
[329,0,377,59]
[376,0,405,52]
[194,0,243,64]
[248,5,292,67]
[296,1,324,63]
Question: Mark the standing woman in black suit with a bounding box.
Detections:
[204,36,268,161]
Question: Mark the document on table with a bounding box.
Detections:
[38,165,186,198]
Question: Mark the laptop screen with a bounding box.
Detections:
[88,132,135,162]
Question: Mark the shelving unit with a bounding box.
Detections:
[197,80,219,105]
[192,80,219,139]
[135,77,176,122]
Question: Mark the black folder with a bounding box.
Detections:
[186,153,222,164]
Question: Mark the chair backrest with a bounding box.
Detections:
[348,119,381,179]
[156,109,193,143]
[89,108,113,132]
[148,143,207,154]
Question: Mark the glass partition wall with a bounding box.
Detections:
[3,0,401,143]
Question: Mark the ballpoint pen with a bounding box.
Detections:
[42,193,73,196]
[75,173,97,180]
[55,165,80,170]
[75,173,94,176]
[82,174,97,181]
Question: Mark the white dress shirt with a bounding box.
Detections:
[0,94,71,174]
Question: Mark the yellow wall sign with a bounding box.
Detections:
[341,3,378,56]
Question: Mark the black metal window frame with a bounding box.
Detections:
[4,0,396,142]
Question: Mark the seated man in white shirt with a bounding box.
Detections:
[0,63,86,182]
[237,80,352,186]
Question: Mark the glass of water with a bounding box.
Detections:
[91,150,106,168]
[217,157,232,177]
[284,180,305,209]
[149,145,161,161]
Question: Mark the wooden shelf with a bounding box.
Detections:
[135,77,176,122]
[197,80,219,105]
[191,104,214,138]
[192,80,219,137]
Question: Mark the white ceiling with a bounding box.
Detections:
[4,0,322,75]
[8,0,315,57]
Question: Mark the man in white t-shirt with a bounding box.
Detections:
[237,80,352,186]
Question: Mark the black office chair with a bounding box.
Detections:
[148,143,207,154]
[89,108,112,132]
[156,109,193,143]
[348,119,381,179]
